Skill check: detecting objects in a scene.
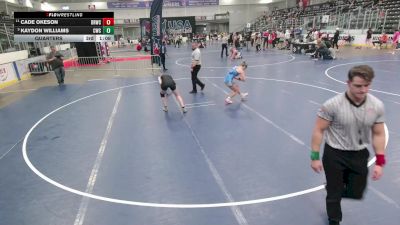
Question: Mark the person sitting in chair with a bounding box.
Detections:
[311,39,334,60]
[378,32,388,49]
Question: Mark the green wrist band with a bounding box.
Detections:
[311,151,320,161]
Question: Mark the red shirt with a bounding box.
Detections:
[380,34,388,43]
[154,47,160,55]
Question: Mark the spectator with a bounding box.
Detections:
[373,32,388,49]
[391,29,400,54]
[333,28,340,49]
[366,28,373,48]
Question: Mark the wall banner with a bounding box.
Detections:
[150,0,163,57]
[141,16,195,37]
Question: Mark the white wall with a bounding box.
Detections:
[47,0,287,9]
[121,27,141,39]
[31,0,295,33]
[42,44,71,54]
[219,0,287,5]
[224,4,266,32]
[47,3,267,32]
[0,50,28,64]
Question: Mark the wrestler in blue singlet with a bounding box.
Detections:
[224,66,239,86]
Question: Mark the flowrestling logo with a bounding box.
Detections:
[152,15,161,50]
[150,0,163,56]
[152,15,161,37]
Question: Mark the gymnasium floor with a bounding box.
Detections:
[0,44,399,225]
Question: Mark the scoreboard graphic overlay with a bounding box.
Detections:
[14,12,114,42]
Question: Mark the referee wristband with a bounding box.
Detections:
[375,154,386,167]
[310,151,320,161]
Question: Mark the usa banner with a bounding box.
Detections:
[150,0,163,64]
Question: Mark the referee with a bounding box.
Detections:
[310,65,386,225]
[189,42,205,94]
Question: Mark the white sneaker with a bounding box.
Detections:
[182,107,187,113]
[163,106,168,112]
[240,92,248,100]
[225,97,233,104]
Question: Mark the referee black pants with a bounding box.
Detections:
[191,65,204,92]
[332,40,339,49]
[322,143,369,223]
[221,43,228,57]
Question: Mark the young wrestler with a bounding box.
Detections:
[158,74,187,113]
[224,61,248,104]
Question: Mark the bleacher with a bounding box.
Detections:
[377,0,400,33]
[0,14,14,35]
[248,0,400,34]
[0,1,32,53]
[0,12,15,52]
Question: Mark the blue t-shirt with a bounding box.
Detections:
[224,66,239,84]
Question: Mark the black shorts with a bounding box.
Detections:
[160,74,176,91]
[161,82,176,91]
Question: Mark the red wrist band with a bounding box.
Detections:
[376,154,386,166]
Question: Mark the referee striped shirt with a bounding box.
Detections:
[191,48,201,66]
[317,92,385,151]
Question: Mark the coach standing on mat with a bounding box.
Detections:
[189,42,205,94]
[160,40,168,71]
[310,65,386,225]
[46,46,65,85]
